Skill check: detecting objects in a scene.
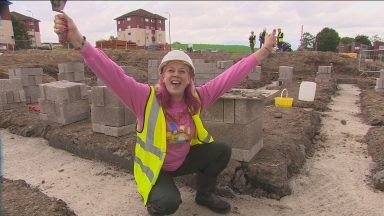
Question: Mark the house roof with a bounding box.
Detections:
[114,9,166,20]
[10,11,40,22]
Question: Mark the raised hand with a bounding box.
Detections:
[54,12,84,48]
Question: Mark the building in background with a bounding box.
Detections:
[114,9,167,47]
[10,11,41,48]
[0,0,15,50]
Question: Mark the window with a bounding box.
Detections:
[145,18,149,22]
[127,17,131,21]
[118,21,120,24]
[158,20,161,23]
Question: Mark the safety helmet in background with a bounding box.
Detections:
[158,50,195,76]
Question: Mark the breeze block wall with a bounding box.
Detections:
[8,67,43,104]
[39,80,90,125]
[0,79,26,111]
[90,86,136,137]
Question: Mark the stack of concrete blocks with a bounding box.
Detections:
[8,67,42,104]
[375,69,384,92]
[0,79,26,110]
[148,60,161,84]
[248,66,262,81]
[201,89,278,162]
[91,86,136,137]
[278,66,293,83]
[193,61,217,85]
[315,66,332,83]
[39,80,90,125]
[58,62,86,83]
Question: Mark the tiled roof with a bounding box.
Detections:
[114,9,166,20]
[10,11,40,22]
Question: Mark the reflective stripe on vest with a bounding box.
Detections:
[134,86,213,205]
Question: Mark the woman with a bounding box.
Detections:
[54,12,275,215]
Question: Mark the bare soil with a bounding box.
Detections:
[2,178,76,216]
[1,48,383,215]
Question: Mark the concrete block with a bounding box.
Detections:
[74,72,85,82]
[248,66,262,80]
[201,98,224,122]
[58,62,84,73]
[216,60,234,69]
[58,72,75,81]
[91,86,124,108]
[375,78,384,89]
[235,99,263,124]
[278,66,293,81]
[23,85,40,104]
[0,79,23,91]
[318,66,332,74]
[9,68,43,77]
[39,98,90,125]
[192,59,205,64]
[148,59,161,67]
[204,119,263,162]
[39,81,88,103]
[223,99,235,123]
[91,106,135,127]
[9,68,43,86]
[92,123,135,137]
[380,70,384,79]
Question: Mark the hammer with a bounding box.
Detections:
[50,0,67,44]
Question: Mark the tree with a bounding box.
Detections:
[315,27,340,52]
[354,35,371,46]
[301,32,315,50]
[11,14,31,49]
[340,37,354,44]
[371,34,383,43]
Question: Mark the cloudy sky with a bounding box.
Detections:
[8,1,384,50]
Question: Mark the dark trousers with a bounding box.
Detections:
[250,43,255,53]
[147,142,231,215]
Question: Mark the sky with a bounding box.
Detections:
[8,1,384,50]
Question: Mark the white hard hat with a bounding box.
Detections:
[158,50,195,76]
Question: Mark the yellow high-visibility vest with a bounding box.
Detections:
[278,32,284,43]
[134,86,214,205]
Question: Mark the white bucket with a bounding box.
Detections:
[298,81,317,102]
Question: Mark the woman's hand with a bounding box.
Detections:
[253,29,277,61]
[263,29,276,52]
[54,12,84,48]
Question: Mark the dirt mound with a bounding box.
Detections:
[2,178,76,216]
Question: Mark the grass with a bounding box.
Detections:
[171,43,254,54]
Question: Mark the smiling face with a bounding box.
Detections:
[161,61,193,101]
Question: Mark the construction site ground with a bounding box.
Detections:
[1,49,384,215]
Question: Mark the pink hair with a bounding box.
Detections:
[155,79,201,115]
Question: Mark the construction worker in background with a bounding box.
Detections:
[259,28,267,48]
[249,31,257,53]
[277,28,284,51]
